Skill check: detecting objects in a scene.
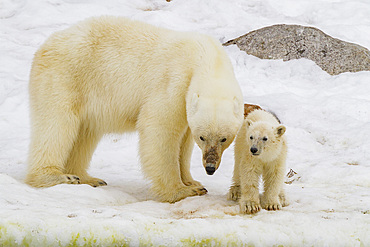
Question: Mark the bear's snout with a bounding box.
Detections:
[204,146,219,164]
[205,165,216,175]
[204,146,219,175]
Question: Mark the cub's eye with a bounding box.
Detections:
[250,136,253,140]
[221,138,227,142]
[262,137,268,141]
[200,136,205,141]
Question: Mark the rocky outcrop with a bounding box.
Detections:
[223,24,370,75]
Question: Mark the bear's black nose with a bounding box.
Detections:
[206,166,216,175]
[250,147,258,154]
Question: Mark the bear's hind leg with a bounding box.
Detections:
[26,112,82,187]
[64,122,107,187]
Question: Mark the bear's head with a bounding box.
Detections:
[187,93,243,175]
[245,120,286,162]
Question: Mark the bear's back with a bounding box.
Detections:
[36,16,169,61]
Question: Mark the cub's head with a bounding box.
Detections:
[245,120,286,161]
[187,93,243,175]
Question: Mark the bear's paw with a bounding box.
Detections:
[26,172,81,187]
[159,185,208,203]
[239,200,261,214]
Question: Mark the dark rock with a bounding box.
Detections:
[223,24,370,75]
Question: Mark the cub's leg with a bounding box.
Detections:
[279,188,289,207]
[261,161,285,211]
[239,160,261,214]
[64,122,106,187]
[179,127,203,187]
[26,111,82,187]
[228,184,241,202]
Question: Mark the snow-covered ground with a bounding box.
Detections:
[1,0,370,246]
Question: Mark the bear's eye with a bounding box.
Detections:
[221,138,227,142]
[250,136,253,140]
[200,136,205,141]
[262,137,268,141]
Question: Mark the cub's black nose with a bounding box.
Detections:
[250,147,258,154]
[206,166,216,175]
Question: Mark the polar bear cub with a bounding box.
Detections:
[229,109,288,214]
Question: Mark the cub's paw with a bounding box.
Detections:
[261,194,282,211]
[239,200,261,214]
[263,202,281,211]
[228,185,241,201]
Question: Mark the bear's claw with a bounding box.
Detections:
[81,177,108,187]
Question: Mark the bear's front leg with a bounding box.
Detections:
[179,128,203,187]
[228,150,242,201]
[137,120,207,203]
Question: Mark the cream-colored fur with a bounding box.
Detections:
[26,16,244,203]
[228,109,288,214]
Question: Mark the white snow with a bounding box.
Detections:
[1,0,370,246]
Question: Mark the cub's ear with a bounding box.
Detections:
[246,120,253,127]
[275,125,286,137]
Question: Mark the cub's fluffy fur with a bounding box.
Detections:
[229,109,288,214]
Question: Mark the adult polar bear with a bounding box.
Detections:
[26,16,244,203]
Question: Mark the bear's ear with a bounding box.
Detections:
[275,125,286,137]
[191,93,199,111]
